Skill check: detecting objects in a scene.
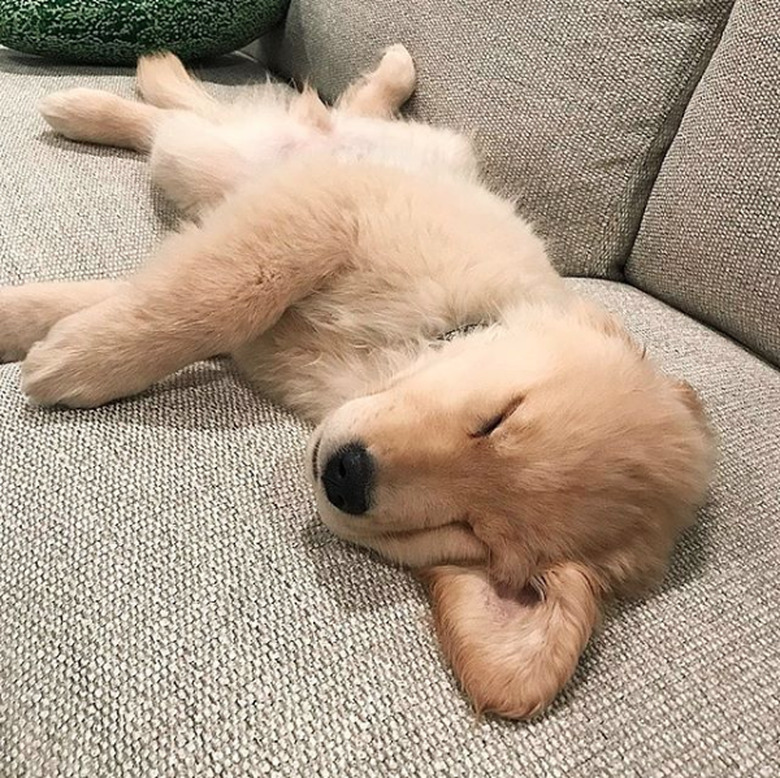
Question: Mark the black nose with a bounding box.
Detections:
[322,442,375,515]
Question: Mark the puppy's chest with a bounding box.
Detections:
[294,269,494,351]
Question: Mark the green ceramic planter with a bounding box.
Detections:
[0,0,289,64]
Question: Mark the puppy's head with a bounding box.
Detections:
[309,301,715,718]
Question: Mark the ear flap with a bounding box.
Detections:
[421,562,602,719]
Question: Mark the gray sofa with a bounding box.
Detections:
[1,0,778,775]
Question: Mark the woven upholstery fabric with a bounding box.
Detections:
[626,0,780,366]
[2,52,779,777]
[259,0,734,278]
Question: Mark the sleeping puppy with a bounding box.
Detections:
[0,46,715,718]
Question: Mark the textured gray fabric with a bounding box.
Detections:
[2,50,780,777]
[627,0,780,367]
[259,0,734,278]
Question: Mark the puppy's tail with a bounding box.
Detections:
[136,52,220,117]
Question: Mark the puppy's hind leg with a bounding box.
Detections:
[39,52,222,150]
[39,89,163,152]
[136,52,220,118]
[40,86,244,215]
[148,113,247,217]
[336,44,416,119]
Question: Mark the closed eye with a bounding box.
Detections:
[471,396,525,438]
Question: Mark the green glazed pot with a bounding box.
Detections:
[0,0,289,64]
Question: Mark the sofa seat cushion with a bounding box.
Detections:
[1,52,778,776]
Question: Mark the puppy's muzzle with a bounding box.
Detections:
[322,442,375,515]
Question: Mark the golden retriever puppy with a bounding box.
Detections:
[0,47,715,719]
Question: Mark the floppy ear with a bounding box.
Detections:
[420,561,602,719]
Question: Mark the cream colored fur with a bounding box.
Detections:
[0,47,715,719]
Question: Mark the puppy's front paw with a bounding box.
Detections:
[21,326,115,408]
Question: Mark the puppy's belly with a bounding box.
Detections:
[228,116,476,182]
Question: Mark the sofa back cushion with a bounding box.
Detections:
[261,0,734,277]
[626,0,779,365]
